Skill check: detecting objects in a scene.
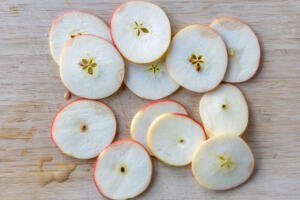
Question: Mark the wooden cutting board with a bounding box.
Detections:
[0,0,299,199]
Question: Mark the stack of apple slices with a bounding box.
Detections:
[48,0,262,198]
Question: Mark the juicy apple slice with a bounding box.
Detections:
[192,135,254,190]
[148,113,206,166]
[94,140,152,199]
[166,24,228,93]
[199,84,248,137]
[60,34,125,99]
[210,16,261,83]
[51,99,116,159]
[110,1,171,63]
[49,10,111,65]
[131,100,187,154]
[125,58,179,100]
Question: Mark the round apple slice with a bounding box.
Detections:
[60,34,125,99]
[131,100,187,154]
[110,1,171,63]
[166,24,227,93]
[192,135,254,190]
[210,17,261,83]
[125,58,179,100]
[199,84,248,137]
[49,10,111,65]
[148,113,206,166]
[94,140,152,200]
[51,99,116,159]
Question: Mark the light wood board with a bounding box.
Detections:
[0,0,300,199]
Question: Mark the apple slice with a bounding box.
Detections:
[166,24,227,93]
[60,34,125,99]
[110,1,171,63]
[148,113,206,166]
[125,58,179,100]
[131,100,187,154]
[192,135,254,190]
[49,10,112,65]
[210,16,261,83]
[199,84,248,138]
[94,140,152,199]
[51,99,116,159]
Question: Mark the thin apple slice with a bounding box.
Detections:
[166,24,227,93]
[51,99,116,159]
[49,10,111,65]
[125,58,179,100]
[131,100,187,154]
[148,113,206,166]
[110,1,171,63]
[192,135,254,190]
[199,84,248,137]
[60,34,125,99]
[210,16,261,83]
[94,140,152,200]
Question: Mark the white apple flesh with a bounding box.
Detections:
[148,113,206,166]
[192,135,254,190]
[60,34,125,99]
[166,24,228,93]
[49,10,111,65]
[199,84,248,137]
[131,100,187,154]
[125,58,179,100]
[210,16,261,83]
[94,140,152,200]
[110,1,171,63]
[51,99,116,159]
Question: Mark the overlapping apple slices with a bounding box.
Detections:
[51,99,116,159]
[125,59,179,100]
[210,17,261,83]
[199,84,249,137]
[94,140,152,200]
[60,34,125,99]
[166,24,228,93]
[131,100,187,154]
[49,10,111,65]
[192,135,254,190]
[148,113,206,166]
[110,1,171,63]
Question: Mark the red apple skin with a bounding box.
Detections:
[167,113,208,140]
[50,98,117,158]
[93,139,153,200]
[210,16,261,83]
[139,99,187,112]
[49,10,110,66]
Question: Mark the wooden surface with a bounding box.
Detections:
[0,0,300,199]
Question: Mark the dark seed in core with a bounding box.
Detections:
[222,104,227,109]
[120,166,125,173]
[179,139,184,143]
[81,124,87,132]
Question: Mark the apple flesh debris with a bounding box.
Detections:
[110,1,171,64]
[131,100,187,155]
[166,24,228,93]
[60,34,125,99]
[148,113,206,166]
[51,99,116,159]
[192,135,254,190]
[199,84,248,137]
[94,140,152,200]
[125,58,179,100]
[210,16,261,83]
[49,10,111,65]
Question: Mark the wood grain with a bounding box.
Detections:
[0,0,300,199]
